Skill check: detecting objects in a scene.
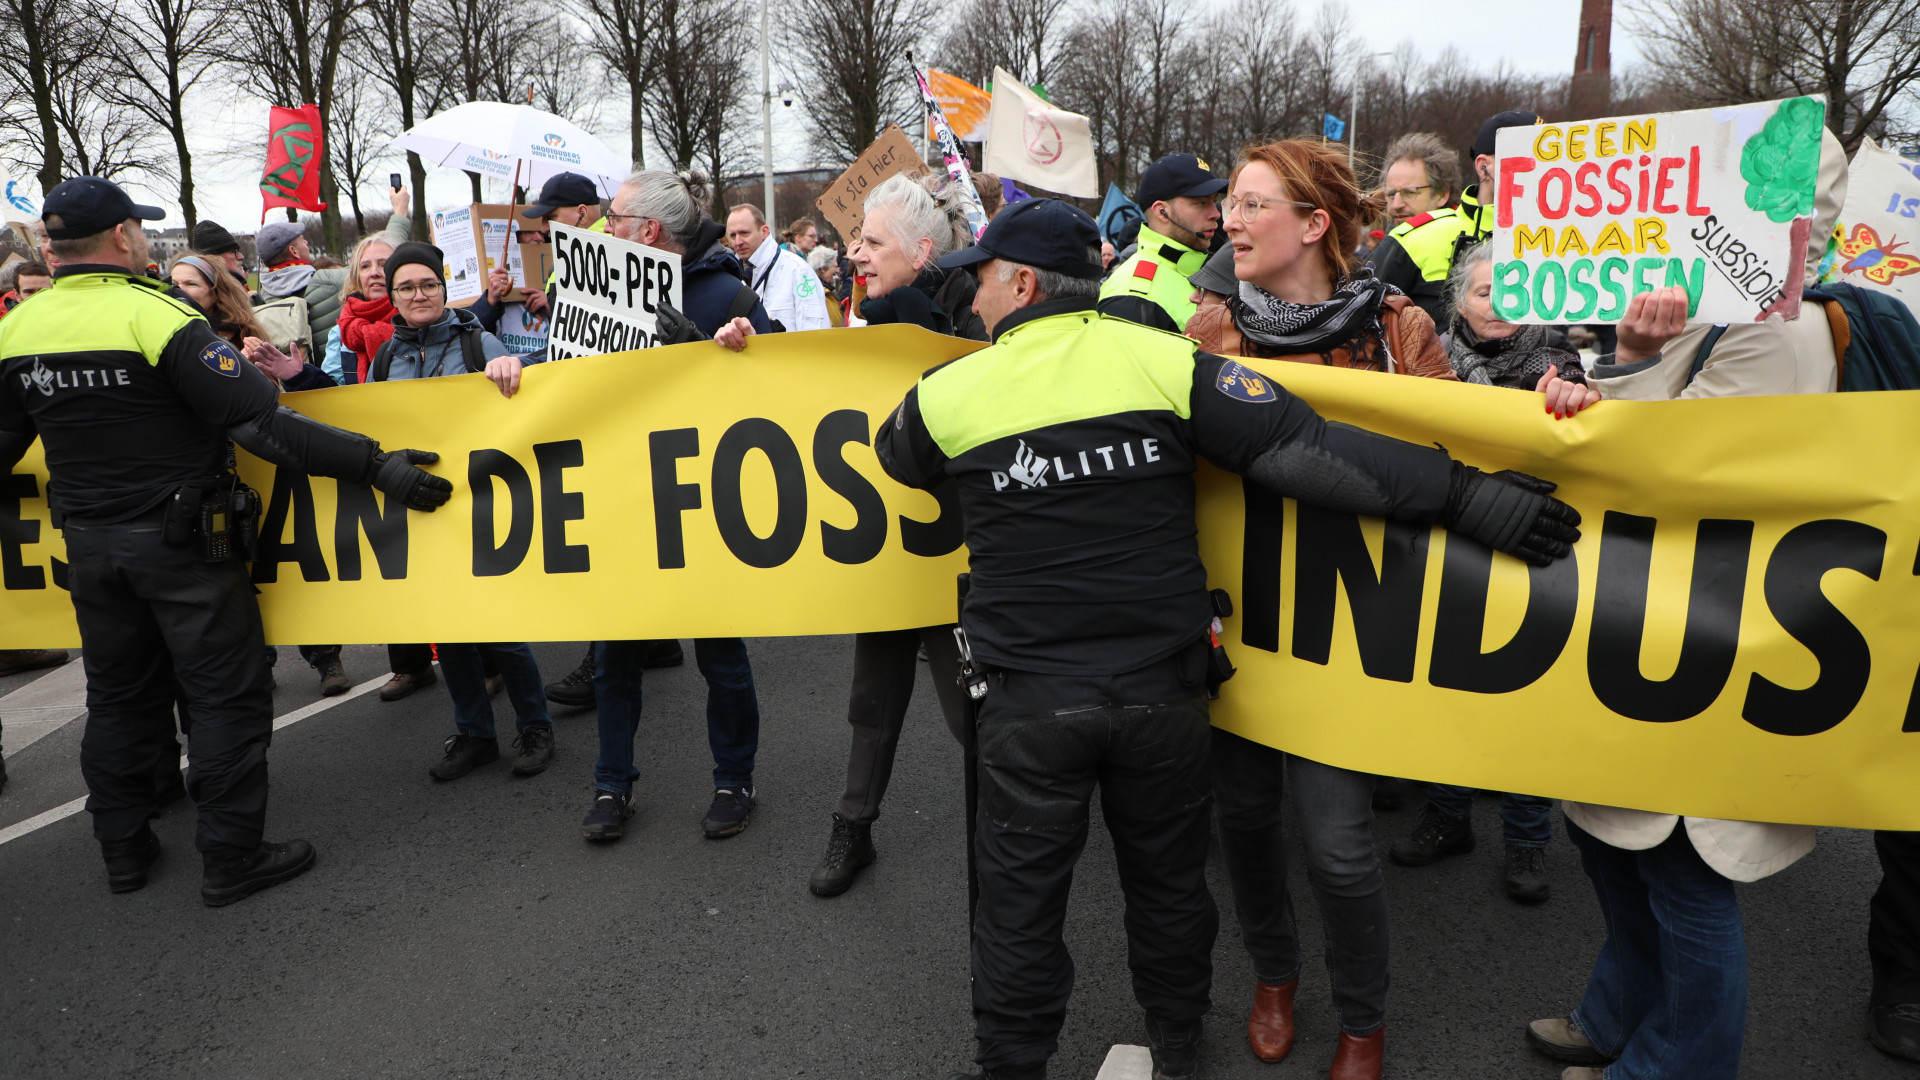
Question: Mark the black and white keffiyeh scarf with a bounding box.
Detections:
[1231,268,1397,359]
[1445,313,1584,390]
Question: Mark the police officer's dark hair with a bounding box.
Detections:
[1380,132,1460,205]
[992,259,1101,302]
[1232,140,1388,285]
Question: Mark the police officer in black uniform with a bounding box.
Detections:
[0,177,453,905]
[875,198,1582,1080]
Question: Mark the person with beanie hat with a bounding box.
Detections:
[191,220,247,283]
[255,186,412,349]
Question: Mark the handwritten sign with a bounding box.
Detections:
[1822,137,1920,308]
[546,221,681,358]
[814,124,930,241]
[1492,96,1826,325]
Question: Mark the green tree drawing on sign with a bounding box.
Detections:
[1741,96,1824,224]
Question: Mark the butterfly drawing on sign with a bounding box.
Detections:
[1836,223,1920,286]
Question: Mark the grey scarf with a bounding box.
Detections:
[1445,314,1583,389]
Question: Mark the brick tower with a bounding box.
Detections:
[1570,0,1613,119]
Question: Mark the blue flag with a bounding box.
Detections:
[1098,183,1144,244]
[1323,113,1347,141]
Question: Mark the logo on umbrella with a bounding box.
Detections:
[5,180,35,215]
[544,134,567,149]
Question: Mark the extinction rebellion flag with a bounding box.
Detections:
[260,103,328,218]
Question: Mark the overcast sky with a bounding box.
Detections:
[86,0,1640,236]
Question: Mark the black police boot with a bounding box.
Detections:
[201,840,317,907]
[643,639,685,668]
[809,813,875,897]
[945,1065,1045,1080]
[1389,805,1474,867]
[545,645,596,707]
[428,733,500,781]
[1144,1014,1202,1080]
[1504,844,1550,904]
[1871,1003,1920,1061]
[102,828,162,894]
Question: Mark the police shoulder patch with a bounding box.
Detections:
[1215,361,1277,403]
[200,339,243,377]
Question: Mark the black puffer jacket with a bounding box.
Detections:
[860,265,988,342]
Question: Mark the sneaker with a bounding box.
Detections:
[643,639,684,668]
[1505,844,1551,904]
[428,733,500,781]
[201,839,317,907]
[702,787,755,839]
[510,726,555,776]
[317,657,351,696]
[1389,805,1474,867]
[102,828,162,894]
[1526,1018,1612,1066]
[545,645,595,707]
[0,648,69,677]
[378,668,436,702]
[581,790,634,841]
[809,813,875,897]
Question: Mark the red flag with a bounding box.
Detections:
[260,104,328,219]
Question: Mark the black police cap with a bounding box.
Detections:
[42,176,164,240]
[1135,154,1228,210]
[1472,110,1544,159]
[938,198,1103,280]
[525,172,601,219]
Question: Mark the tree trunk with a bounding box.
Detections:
[319,160,344,253]
[630,90,646,167]
[409,151,429,241]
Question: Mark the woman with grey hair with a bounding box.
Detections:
[848,172,987,340]
[1439,241,1584,391]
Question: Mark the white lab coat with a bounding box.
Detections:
[747,236,833,332]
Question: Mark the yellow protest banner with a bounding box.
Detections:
[4,326,1919,829]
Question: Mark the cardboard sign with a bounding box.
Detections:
[1821,137,1920,308]
[495,302,551,354]
[430,203,552,306]
[1492,96,1826,325]
[546,221,681,358]
[814,124,930,241]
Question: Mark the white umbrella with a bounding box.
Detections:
[389,101,626,199]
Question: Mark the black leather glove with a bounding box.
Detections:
[371,449,453,512]
[1441,463,1581,566]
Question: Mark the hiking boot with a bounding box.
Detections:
[201,839,316,907]
[1505,844,1551,904]
[0,648,69,677]
[378,668,436,702]
[581,790,634,841]
[545,645,596,707]
[809,813,875,897]
[510,726,555,776]
[102,828,162,893]
[643,639,684,668]
[702,786,755,839]
[316,656,351,696]
[1144,1014,1201,1080]
[1527,1018,1612,1066]
[428,733,499,781]
[1389,805,1474,867]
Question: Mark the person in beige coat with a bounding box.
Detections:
[1527,127,1848,1080]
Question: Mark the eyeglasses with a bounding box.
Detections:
[1224,193,1316,221]
[392,282,445,298]
[602,212,654,228]
[1382,184,1435,201]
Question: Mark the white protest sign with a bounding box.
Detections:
[1821,138,1920,309]
[1492,96,1826,325]
[546,221,682,359]
[431,206,484,303]
[496,301,551,354]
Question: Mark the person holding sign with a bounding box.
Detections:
[866,195,1580,1080]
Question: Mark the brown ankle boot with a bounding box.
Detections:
[1329,1028,1384,1080]
[1247,979,1298,1062]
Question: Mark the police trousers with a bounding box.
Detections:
[1873,831,1920,1008]
[971,642,1217,1071]
[66,510,273,858]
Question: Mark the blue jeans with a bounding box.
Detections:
[593,638,759,794]
[439,643,549,739]
[1567,817,1746,1080]
[1426,784,1553,847]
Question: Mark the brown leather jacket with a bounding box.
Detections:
[1184,291,1457,380]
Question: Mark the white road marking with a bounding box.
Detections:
[1094,1044,1153,1080]
[0,659,89,757]
[0,670,404,849]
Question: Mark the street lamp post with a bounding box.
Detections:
[760,0,774,231]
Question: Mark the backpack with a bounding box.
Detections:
[368,323,487,382]
[251,293,313,361]
[1688,282,1920,392]
[651,283,762,346]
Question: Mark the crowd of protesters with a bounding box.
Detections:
[2,96,1919,1080]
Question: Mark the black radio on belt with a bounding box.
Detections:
[163,470,261,563]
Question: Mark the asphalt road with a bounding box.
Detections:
[0,637,1909,1079]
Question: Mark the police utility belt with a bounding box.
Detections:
[162,445,261,563]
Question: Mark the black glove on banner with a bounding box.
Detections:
[859,286,950,334]
[1441,464,1581,566]
[371,449,454,511]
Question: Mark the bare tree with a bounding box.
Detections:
[359,0,449,239]
[641,0,753,197]
[568,0,661,166]
[783,0,933,163]
[328,74,395,233]
[935,0,1071,88]
[100,0,226,229]
[0,0,85,193]
[222,0,359,244]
